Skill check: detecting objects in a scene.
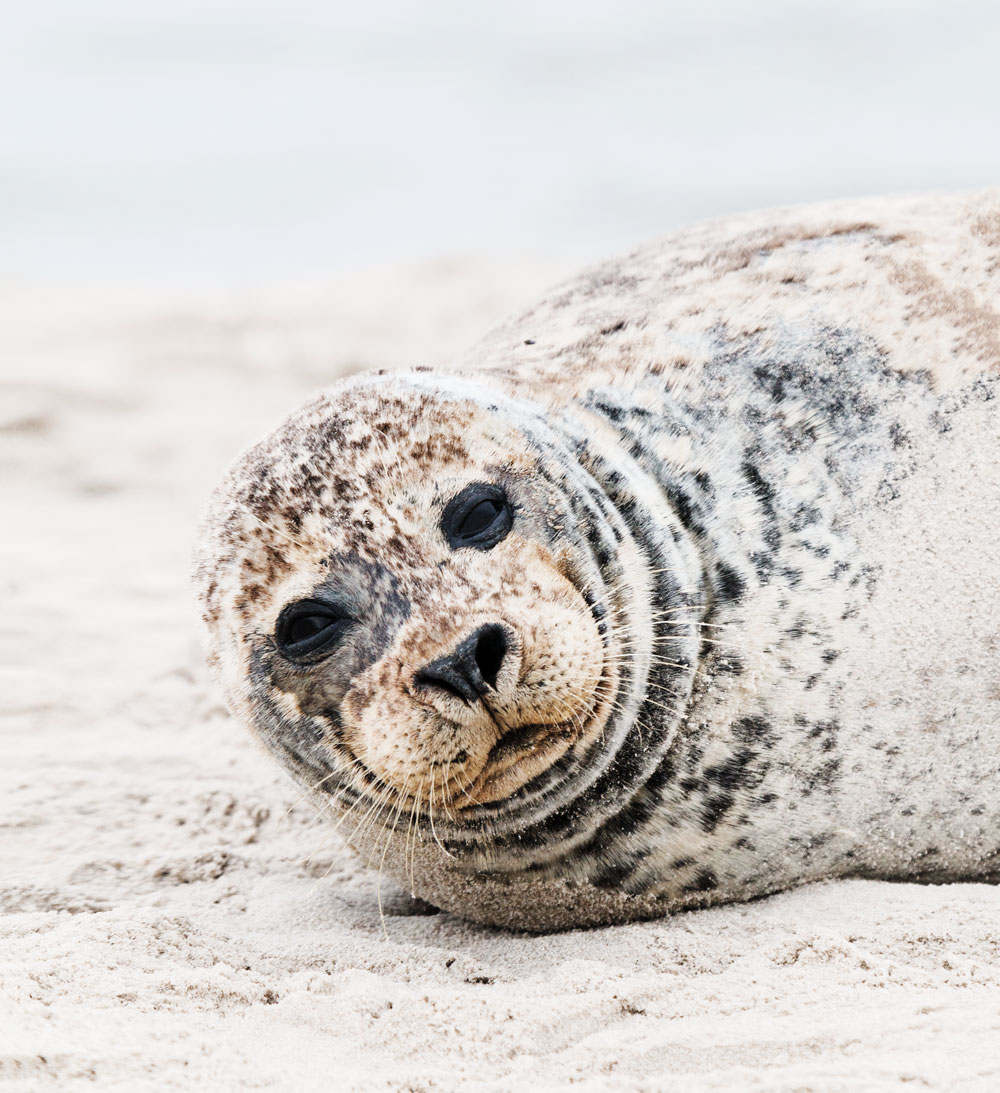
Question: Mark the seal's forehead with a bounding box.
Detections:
[230,379,533,521]
[291,381,481,462]
[194,377,539,629]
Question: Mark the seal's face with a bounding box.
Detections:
[196,377,619,818]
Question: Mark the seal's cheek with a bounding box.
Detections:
[499,597,606,729]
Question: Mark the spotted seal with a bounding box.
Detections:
[194,190,1000,930]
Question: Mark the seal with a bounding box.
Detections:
[194,190,1000,930]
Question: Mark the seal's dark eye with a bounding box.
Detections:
[442,483,513,551]
[275,599,351,660]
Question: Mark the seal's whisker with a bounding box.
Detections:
[406,780,424,896]
[425,756,477,812]
[374,828,395,941]
[314,781,396,877]
[369,776,409,872]
[306,794,383,881]
[375,775,414,938]
[349,789,397,870]
[641,696,684,718]
[655,616,730,627]
[427,767,456,858]
[433,760,456,819]
[271,769,343,838]
[297,786,367,865]
[333,785,395,858]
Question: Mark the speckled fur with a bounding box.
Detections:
[195,191,1000,929]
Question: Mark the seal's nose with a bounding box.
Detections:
[414,624,509,704]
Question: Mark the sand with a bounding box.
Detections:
[3,261,999,1092]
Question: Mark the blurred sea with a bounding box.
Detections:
[3,0,999,278]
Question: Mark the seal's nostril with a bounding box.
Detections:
[414,624,509,704]
[413,661,478,704]
[473,624,507,690]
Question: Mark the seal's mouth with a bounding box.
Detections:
[460,718,580,807]
[489,721,554,762]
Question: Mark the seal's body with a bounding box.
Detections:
[196,191,1000,929]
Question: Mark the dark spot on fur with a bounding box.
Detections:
[594,400,624,423]
[664,487,699,535]
[705,749,758,791]
[715,562,746,602]
[685,869,718,892]
[742,460,777,517]
[701,794,735,832]
[733,716,772,744]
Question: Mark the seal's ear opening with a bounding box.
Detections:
[441,483,513,550]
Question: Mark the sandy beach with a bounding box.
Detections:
[3,261,1000,1092]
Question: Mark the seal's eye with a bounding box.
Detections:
[442,483,513,551]
[275,599,351,660]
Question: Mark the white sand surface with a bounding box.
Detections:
[3,261,999,1091]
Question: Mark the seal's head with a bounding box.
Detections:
[195,372,702,885]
